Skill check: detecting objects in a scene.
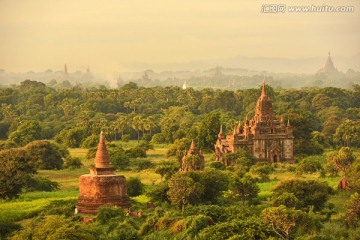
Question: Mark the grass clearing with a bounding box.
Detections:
[1,145,358,225]
[118,169,161,185]
[0,192,77,222]
[258,180,279,199]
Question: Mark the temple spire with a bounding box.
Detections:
[95,131,111,168]
[190,139,196,151]
[287,119,291,127]
[261,80,266,97]
[218,125,225,138]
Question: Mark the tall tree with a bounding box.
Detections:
[344,192,360,228]
[334,119,360,147]
[8,120,42,146]
[327,147,356,179]
[261,205,308,240]
[167,173,197,214]
[131,116,143,142]
[228,175,259,206]
[113,116,128,140]
[197,111,221,150]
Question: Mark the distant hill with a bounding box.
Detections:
[123,53,360,74]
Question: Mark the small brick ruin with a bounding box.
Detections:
[77,132,130,214]
[181,140,205,172]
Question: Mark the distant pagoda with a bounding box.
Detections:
[77,132,130,214]
[319,52,338,74]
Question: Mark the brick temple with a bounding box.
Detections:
[215,81,294,164]
[77,132,130,214]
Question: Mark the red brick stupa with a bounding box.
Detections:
[77,132,130,214]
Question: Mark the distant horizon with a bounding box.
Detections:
[1,52,359,74]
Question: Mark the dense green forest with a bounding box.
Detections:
[1,79,360,151]
[1,80,360,239]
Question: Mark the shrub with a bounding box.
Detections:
[224,148,256,170]
[139,140,154,151]
[186,205,227,222]
[166,138,192,162]
[110,151,130,170]
[151,133,166,144]
[86,147,97,159]
[23,140,68,170]
[187,169,230,204]
[0,141,17,150]
[63,156,83,169]
[81,134,99,148]
[109,145,129,170]
[11,215,96,240]
[54,127,86,148]
[271,192,300,209]
[126,177,144,197]
[130,159,154,172]
[24,176,60,192]
[106,222,139,240]
[155,161,179,180]
[96,206,124,224]
[146,182,170,204]
[272,180,333,211]
[296,156,324,175]
[121,134,130,142]
[126,145,147,158]
[286,164,296,172]
[198,217,271,240]
[179,215,213,238]
[0,148,37,199]
[42,199,77,217]
[250,162,274,182]
[209,161,225,170]
[0,220,21,239]
[142,133,152,142]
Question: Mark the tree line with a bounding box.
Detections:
[1,80,359,155]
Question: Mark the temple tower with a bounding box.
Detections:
[214,81,294,164]
[64,64,68,75]
[77,132,130,214]
[181,140,205,172]
[320,52,338,74]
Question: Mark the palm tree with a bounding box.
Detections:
[143,116,157,135]
[113,116,128,140]
[132,116,143,142]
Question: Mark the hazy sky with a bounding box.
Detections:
[0,0,359,73]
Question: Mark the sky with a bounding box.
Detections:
[0,0,359,73]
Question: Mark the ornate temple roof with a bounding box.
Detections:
[255,81,274,122]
